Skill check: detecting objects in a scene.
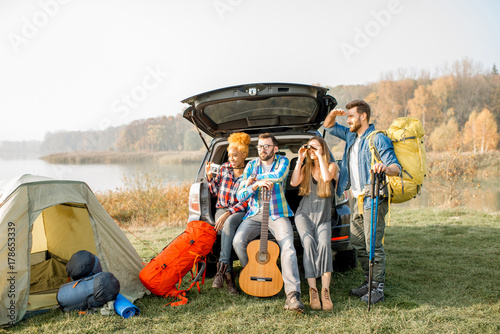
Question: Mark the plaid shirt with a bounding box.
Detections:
[208,162,248,214]
[237,155,293,221]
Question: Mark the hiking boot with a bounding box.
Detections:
[350,279,369,297]
[361,282,385,304]
[321,288,333,311]
[224,271,239,295]
[284,291,305,313]
[212,262,227,289]
[309,287,321,310]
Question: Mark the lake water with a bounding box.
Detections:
[0,154,199,192]
[1,154,499,211]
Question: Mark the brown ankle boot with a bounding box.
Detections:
[224,271,238,295]
[309,287,321,310]
[321,287,333,311]
[212,262,227,289]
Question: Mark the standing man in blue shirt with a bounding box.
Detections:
[324,100,401,304]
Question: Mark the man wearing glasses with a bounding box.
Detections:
[233,133,304,312]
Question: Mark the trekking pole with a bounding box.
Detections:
[368,171,383,311]
[368,170,376,310]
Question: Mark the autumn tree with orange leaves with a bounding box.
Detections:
[368,79,416,130]
[462,108,499,153]
[406,84,444,142]
[428,116,460,152]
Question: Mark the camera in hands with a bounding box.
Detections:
[209,163,221,175]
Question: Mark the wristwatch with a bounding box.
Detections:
[250,173,257,179]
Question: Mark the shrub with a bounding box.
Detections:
[96,170,190,226]
[427,151,480,207]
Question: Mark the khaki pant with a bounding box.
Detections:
[350,197,388,283]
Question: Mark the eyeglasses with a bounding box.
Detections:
[257,144,275,151]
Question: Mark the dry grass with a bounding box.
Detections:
[95,171,190,226]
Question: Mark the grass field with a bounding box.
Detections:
[5,207,499,333]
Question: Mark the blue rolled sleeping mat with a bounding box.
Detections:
[57,272,120,312]
[114,293,140,318]
[66,250,103,280]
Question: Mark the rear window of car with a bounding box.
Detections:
[203,96,318,124]
[211,137,317,167]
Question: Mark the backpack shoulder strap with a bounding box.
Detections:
[366,130,386,166]
[366,130,393,223]
[164,260,207,307]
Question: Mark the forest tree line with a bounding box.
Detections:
[20,114,204,153]
[2,58,498,154]
[326,58,499,153]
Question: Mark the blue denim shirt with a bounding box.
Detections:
[327,123,401,208]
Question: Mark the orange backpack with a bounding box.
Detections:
[139,220,217,306]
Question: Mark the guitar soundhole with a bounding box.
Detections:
[256,252,270,264]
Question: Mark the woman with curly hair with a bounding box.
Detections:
[290,136,339,310]
[206,132,251,295]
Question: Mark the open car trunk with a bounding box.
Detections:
[182,83,337,138]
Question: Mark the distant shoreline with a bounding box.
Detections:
[40,151,205,164]
[27,150,500,175]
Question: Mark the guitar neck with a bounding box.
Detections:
[259,201,270,254]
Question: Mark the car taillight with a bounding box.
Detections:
[331,235,349,242]
[189,183,201,215]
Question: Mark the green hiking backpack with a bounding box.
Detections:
[367,117,427,204]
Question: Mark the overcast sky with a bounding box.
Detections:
[1,0,499,142]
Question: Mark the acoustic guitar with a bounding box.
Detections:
[239,187,283,297]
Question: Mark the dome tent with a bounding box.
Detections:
[0,175,147,326]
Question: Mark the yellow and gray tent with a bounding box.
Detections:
[0,175,148,326]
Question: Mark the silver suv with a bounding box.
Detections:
[181,83,355,274]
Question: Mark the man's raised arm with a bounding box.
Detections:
[323,108,347,128]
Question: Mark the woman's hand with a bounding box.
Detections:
[205,162,213,181]
[215,211,231,232]
[314,144,323,157]
[298,146,307,163]
[309,144,322,160]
